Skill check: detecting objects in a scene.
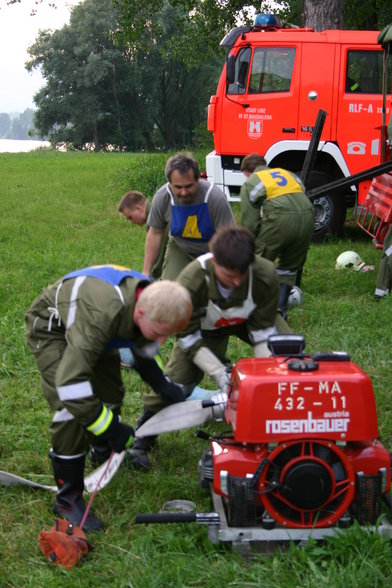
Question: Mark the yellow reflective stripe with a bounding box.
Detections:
[87,405,113,436]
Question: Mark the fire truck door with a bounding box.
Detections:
[221,45,300,154]
[336,48,385,180]
[297,43,334,141]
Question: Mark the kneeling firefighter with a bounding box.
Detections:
[25,266,192,531]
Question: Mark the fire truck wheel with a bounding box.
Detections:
[307,171,347,242]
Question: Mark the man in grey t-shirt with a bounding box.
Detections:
[142,152,236,280]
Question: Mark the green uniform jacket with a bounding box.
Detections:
[240,165,313,230]
[240,165,314,272]
[25,275,150,427]
[172,254,280,360]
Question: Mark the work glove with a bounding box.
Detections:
[160,378,187,403]
[193,347,231,394]
[132,354,186,403]
[253,341,272,358]
[86,406,134,453]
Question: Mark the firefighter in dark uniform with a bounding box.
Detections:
[240,153,314,313]
[25,265,192,530]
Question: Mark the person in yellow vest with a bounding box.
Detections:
[142,152,236,280]
[240,153,314,312]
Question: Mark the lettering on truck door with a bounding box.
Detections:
[221,43,299,155]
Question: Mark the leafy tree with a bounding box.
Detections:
[4,109,39,140]
[262,0,392,30]
[344,0,392,31]
[26,0,147,149]
[114,0,258,68]
[26,0,220,150]
[114,0,392,63]
[0,113,11,137]
[132,2,221,148]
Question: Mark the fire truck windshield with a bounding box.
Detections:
[227,46,295,95]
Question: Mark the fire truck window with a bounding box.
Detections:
[345,50,384,94]
[248,47,295,94]
[227,47,251,95]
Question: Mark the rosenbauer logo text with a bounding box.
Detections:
[266,410,350,434]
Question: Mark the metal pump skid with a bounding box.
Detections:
[135,337,392,549]
[198,341,392,547]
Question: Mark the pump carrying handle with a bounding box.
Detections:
[135,512,196,524]
[134,512,220,525]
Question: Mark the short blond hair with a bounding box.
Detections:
[118,191,146,212]
[137,280,192,329]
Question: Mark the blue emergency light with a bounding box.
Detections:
[254,13,281,27]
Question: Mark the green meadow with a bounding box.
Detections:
[1,149,392,587]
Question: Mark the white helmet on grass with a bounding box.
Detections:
[287,286,304,307]
[335,251,365,271]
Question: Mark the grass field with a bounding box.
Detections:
[1,150,392,587]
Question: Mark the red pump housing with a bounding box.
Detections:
[204,352,391,530]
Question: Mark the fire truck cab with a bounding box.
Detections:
[206,14,391,241]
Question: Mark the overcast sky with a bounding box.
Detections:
[0,0,81,114]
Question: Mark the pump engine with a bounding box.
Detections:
[199,336,392,532]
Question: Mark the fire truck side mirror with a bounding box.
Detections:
[267,334,305,356]
[226,54,235,84]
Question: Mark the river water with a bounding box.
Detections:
[0,139,51,153]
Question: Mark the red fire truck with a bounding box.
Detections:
[206,14,392,241]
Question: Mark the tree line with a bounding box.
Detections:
[26,0,221,151]
[0,110,40,141]
[24,0,392,151]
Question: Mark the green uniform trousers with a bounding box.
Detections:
[161,238,197,281]
[25,310,125,456]
[375,224,392,297]
[256,208,314,285]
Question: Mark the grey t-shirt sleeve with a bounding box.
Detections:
[207,184,237,227]
[147,184,171,229]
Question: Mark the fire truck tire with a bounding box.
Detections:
[307,171,347,243]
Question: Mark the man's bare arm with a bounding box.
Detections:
[143,227,165,276]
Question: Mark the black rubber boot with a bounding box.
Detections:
[295,266,303,288]
[50,451,105,532]
[90,443,112,467]
[278,282,292,320]
[126,409,157,471]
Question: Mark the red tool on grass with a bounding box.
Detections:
[39,451,115,569]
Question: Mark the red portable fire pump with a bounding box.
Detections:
[136,336,392,549]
